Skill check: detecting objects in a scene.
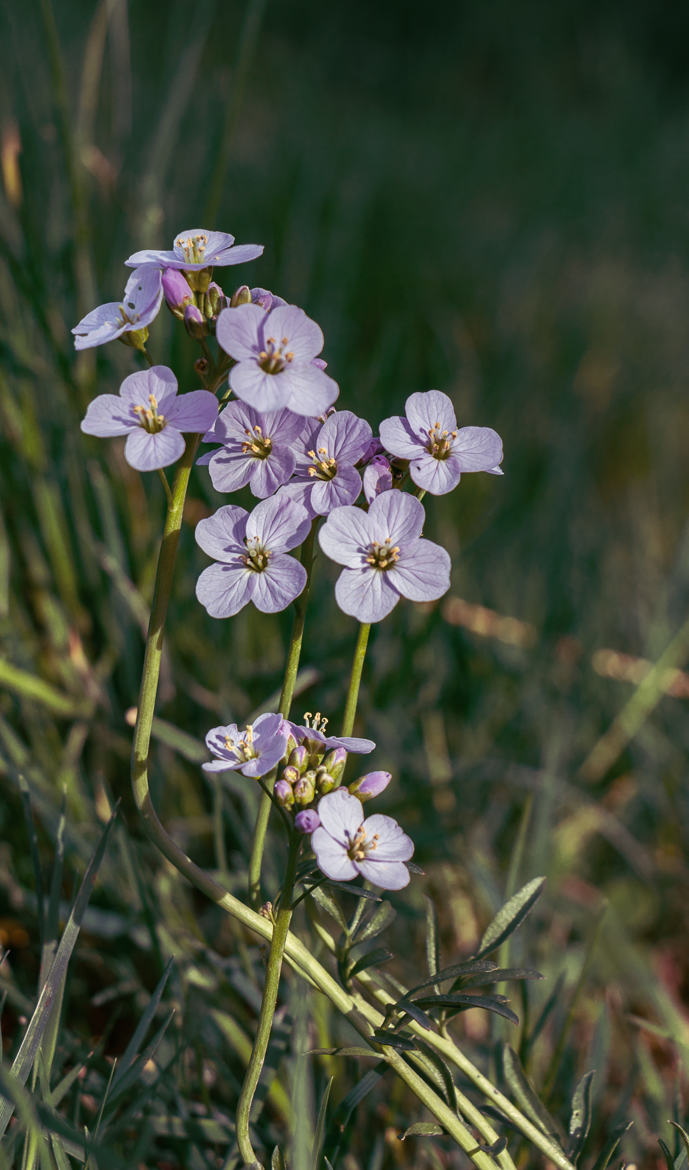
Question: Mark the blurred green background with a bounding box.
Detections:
[2,0,689,1165]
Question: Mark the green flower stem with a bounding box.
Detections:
[157,469,173,507]
[247,521,318,907]
[128,447,570,1169]
[236,833,301,1167]
[341,621,371,737]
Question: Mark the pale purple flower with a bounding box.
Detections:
[295,809,321,833]
[205,402,309,498]
[195,496,311,618]
[80,366,218,471]
[363,455,393,504]
[286,714,374,756]
[72,266,163,350]
[216,302,339,417]
[311,789,414,890]
[318,491,451,623]
[280,411,373,516]
[125,228,263,271]
[203,712,288,777]
[379,390,504,495]
[348,771,391,801]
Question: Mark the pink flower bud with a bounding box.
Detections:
[274,779,294,808]
[348,770,391,801]
[295,809,320,833]
[184,303,207,339]
[162,268,194,315]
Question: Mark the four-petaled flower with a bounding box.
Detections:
[203,712,288,777]
[72,266,163,351]
[318,491,451,622]
[125,228,263,271]
[379,390,503,495]
[216,302,338,417]
[80,366,218,471]
[279,411,373,516]
[311,788,414,890]
[204,402,310,499]
[195,496,311,618]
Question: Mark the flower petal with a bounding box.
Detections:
[334,567,400,623]
[249,556,307,612]
[378,415,423,459]
[230,361,290,412]
[319,411,372,463]
[362,815,415,861]
[405,390,457,435]
[387,539,451,602]
[311,830,359,881]
[81,394,136,437]
[354,859,410,890]
[277,363,339,416]
[452,425,504,472]
[216,303,265,360]
[124,427,185,470]
[318,506,374,567]
[166,389,218,433]
[310,465,362,514]
[247,496,311,552]
[195,505,248,560]
[196,563,254,617]
[368,490,426,546]
[208,449,255,493]
[408,453,461,495]
[317,789,364,841]
[265,304,324,360]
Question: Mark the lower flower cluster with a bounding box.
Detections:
[203,711,413,890]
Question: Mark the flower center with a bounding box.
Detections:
[242,536,272,572]
[258,335,295,375]
[132,393,167,433]
[307,446,337,481]
[241,424,273,460]
[424,421,457,460]
[224,723,258,762]
[365,538,400,572]
[346,824,379,861]
[175,232,209,264]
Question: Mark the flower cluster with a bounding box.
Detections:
[75,224,504,624]
[203,710,413,890]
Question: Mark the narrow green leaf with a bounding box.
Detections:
[566,1070,595,1160]
[425,895,440,981]
[311,1077,332,1170]
[0,807,118,1138]
[659,1139,675,1170]
[351,899,396,945]
[476,876,546,958]
[308,884,348,932]
[308,1046,378,1059]
[348,947,394,979]
[413,1040,458,1113]
[501,1044,564,1144]
[337,1066,386,1114]
[372,1029,416,1052]
[271,1147,286,1170]
[399,1122,444,1139]
[460,967,543,988]
[108,1010,175,1102]
[671,1122,689,1160]
[415,992,519,1025]
[407,959,498,997]
[110,958,173,1092]
[395,998,434,1030]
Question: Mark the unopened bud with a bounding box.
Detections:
[363,456,393,504]
[348,771,391,801]
[184,304,207,339]
[294,774,316,805]
[230,284,252,308]
[294,809,320,834]
[321,747,346,783]
[287,745,308,773]
[274,779,294,808]
[162,268,194,317]
[118,327,149,352]
[206,281,225,317]
[281,765,300,785]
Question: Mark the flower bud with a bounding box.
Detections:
[294,809,320,834]
[184,303,208,339]
[294,773,316,805]
[274,779,294,808]
[250,287,286,312]
[281,765,300,785]
[348,770,391,801]
[230,284,252,308]
[321,747,346,784]
[162,268,194,317]
[206,281,226,318]
[287,745,308,773]
[363,456,393,504]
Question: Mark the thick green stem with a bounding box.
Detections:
[247,522,318,907]
[341,621,371,737]
[236,835,301,1167]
